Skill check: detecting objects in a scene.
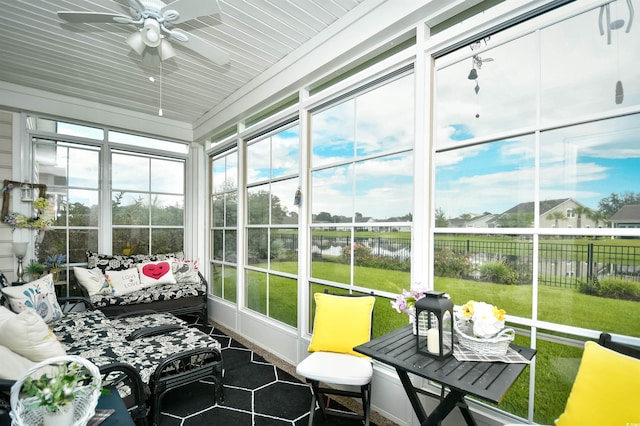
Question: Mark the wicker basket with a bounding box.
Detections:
[454,319,515,356]
[10,355,102,426]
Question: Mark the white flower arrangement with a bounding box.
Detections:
[457,300,507,339]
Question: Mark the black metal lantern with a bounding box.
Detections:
[415,291,454,359]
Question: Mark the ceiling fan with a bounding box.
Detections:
[58,0,229,66]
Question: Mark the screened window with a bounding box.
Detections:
[33,139,100,296]
[433,1,640,423]
[211,149,238,302]
[245,124,300,326]
[309,72,415,335]
[111,151,185,255]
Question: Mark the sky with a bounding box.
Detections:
[433,1,640,218]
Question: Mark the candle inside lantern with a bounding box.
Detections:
[426,328,440,354]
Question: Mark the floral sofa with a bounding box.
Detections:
[0,272,223,426]
[75,251,207,320]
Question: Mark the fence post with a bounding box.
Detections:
[587,243,594,281]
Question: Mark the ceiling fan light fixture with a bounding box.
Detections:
[158,39,176,61]
[126,31,146,55]
[141,18,161,47]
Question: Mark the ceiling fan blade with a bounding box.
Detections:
[170,31,229,65]
[128,0,145,13]
[58,11,133,24]
[162,0,220,24]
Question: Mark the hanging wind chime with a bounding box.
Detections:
[599,0,633,105]
[467,38,493,118]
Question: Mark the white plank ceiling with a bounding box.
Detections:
[0,0,365,125]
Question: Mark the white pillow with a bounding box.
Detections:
[0,306,16,325]
[0,345,41,380]
[172,259,200,283]
[74,266,111,296]
[105,268,144,296]
[137,261,177,287]
[0,309,66,361]
[1,274,63,323]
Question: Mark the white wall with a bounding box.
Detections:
[0,110,14,279]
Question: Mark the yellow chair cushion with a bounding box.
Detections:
[307,293,375,357]
[555,340,640,426]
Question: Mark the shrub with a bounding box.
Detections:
[479,261,517,284]
[341,243,372,265]
[578,277,640,301]
[434,246,470,278]
[578,278,600,296]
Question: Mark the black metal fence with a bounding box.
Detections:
[308,235,412,262]
[273,233,640,287]
[435,239,640,287]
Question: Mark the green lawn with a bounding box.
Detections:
[245,260,637,424]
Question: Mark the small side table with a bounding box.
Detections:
[93,387,135,426]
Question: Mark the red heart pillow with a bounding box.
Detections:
[142,262,170,280]
[137,261,176,287]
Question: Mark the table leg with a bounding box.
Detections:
[425,389,478,426]
[396,369,428,424]
[457,397,478,426]
[395,368,477,426]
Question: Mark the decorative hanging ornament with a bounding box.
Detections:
[294,188,302,206]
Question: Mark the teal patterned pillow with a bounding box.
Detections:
[0,274,63,323]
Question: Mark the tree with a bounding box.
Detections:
[497,212,534,227]
[435,208,448,227]
[546,211,566,228]
[314,211,333,222]
[598,192,640,218]
[459,213,472,227]
[586,209,608,228]
[572,206,591,228]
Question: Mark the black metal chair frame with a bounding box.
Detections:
[148,346,224,426]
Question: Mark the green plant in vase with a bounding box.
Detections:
[25,260,46,280]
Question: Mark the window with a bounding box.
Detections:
[34,139,100,295]
[111,151,185,255]
[245,124,300,326]
[29,116,187,296]
[310,72,415,335]
[211,149,238,302]
[433,1,640,423]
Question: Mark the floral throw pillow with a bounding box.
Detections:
[0,274,63,323]
[73,267,111,296]
[171,259,199,283]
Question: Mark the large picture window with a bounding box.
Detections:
[434,2,640,423]
[310,72,415,335]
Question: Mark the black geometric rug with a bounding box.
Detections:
[157,321,375,425]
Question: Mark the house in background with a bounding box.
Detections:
[493,198,598,228]
[609,204,640,228]
[447,213,496,228]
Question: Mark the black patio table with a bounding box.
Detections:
[353,325,536,426]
